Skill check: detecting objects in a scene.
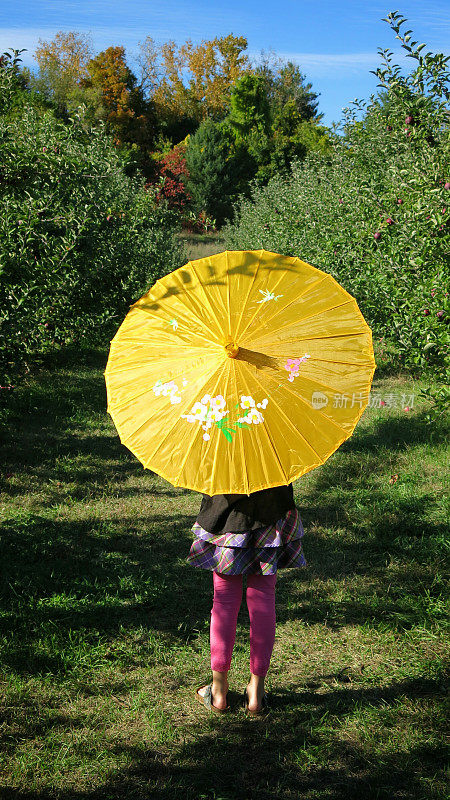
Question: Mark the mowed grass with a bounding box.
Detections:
[0,342,448,800]
[175,230,227,262]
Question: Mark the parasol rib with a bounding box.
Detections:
[225,251,232,340]
[234,250,263,342]
[264,367,351,436]
[239,360,326,466]
[187,260,229,339]
[108,336,219,350]
[301,355,375,366]
[105,349,215,379]
[207,358,235,496]
[231,357,250,495]
[250,299,363,346]
[237,362,288,488]
[237,274,327,344]
[172,357,229,489]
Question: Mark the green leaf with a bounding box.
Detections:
[216,419,236,439]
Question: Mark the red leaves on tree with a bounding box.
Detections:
[152,145,191,212]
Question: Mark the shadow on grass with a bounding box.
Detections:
[0,346,447,672]
[0,346,188,495]
[0,348,448,798]
[1,499,446,677]
[340,411,446,454]
[0,674,447,800]
[103,673,447,800]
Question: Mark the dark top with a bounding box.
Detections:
[196,484,296,535]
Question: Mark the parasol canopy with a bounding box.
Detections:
[104,249,377,494]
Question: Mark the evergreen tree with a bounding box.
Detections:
[184,118,250,226]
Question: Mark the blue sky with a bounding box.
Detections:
[1,1,449,128]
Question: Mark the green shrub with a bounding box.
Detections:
[0,51,185,385]
[221,71,332,187]
[222,13,450,402]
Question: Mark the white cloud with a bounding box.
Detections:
[3,22,449,77]
[252,50,401,76]
[0,29,59,66]
[247,45,449,78]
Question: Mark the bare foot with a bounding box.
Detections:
[246,682,265,712]
[197,683,228,710]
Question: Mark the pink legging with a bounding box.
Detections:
[210,571,277,677]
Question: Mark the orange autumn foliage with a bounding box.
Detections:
[35,30,93,82]
[138,33,251,122]
[80,46,152,146]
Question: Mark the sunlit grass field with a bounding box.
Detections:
[175,230,227,262]
[0,289,448,797]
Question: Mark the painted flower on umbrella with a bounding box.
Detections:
[210,394,226,411]
[285,354,311,381]
[240,395,255,409]
[238,394,268,425]
[238,407,264,425]
[153,379,183,404]
[191,401,209,419]
[181,392,269,441]
[257,289,283,303]
[182,394,229,440]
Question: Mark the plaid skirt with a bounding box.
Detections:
[186,508,307,575]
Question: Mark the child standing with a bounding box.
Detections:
[187,483,307,715]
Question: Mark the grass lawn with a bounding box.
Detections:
[175,230,227,262]
[0,341,448,799]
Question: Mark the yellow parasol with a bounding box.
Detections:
[104,249,377,495]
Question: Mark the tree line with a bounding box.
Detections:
[19,31,333,227]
